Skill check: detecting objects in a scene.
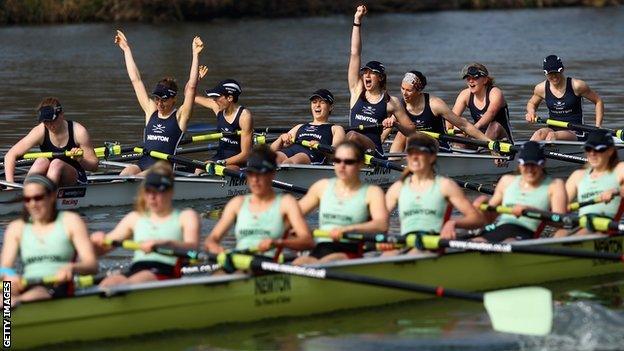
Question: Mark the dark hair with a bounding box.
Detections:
[400,132,439,181]
[334,140,365,164]
[21,175,58,223]
[249,144,278,167]
[228,94,239,104]
[157,77,178,93]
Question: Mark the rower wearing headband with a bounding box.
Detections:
[3,97,98,186]
[388,71,490,153]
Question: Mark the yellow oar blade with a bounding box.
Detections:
[484,287,552,336]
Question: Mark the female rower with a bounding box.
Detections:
[388,71,490,153]
[91,162,200,287]
[114,30,204,175]
[451,63,514,142]
[205,145,313,257]
[1,175,97,304]
[473,141,567,242]
[195,66,253,168]
[526,55,603,141]
[3,97,98,186]
[293,141,388,264]
[556,130,624,236]
[347,5,414,156]
[271,89,345,164]
[385,133,484,255]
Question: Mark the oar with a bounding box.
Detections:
[22,150,83,160]
[186,124,292,134]
[21,272,108,289]
[421,131,587,165]
[454,179,495,195]
[135,148,309,194]
[568,191,620,211]
[479,204,578,228]
[536,117,624,141]
[220,252,552,336]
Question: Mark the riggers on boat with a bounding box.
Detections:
[1,140,616,217]
[10,233,624,349]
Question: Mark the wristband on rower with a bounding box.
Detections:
[353,22,361,27]
[0,267,17,276]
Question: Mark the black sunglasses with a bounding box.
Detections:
[584,146,609,153]
[23,193,47,203]
[333,157,358,165]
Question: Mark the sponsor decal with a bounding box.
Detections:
[57,187,86,198]
[593,238,623,265]
[254,275,292,307]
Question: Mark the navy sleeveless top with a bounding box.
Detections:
[545,77,583,124]
[468,87,514,142]
[40,120,86,181]
[404,94,449,149]
[137,109,183,171]
[295,123,334,145]
[215,106,244,160]
[349,91,388,154]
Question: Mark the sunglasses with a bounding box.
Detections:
[154,97,172,103]
[584,146,609,153]
[23,193,47,203]
[333,158,358,165]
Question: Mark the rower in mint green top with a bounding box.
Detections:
[399,175,448,235]
[578,169,621,218]
[235,194,284,253]
[318,178,370,242]
[496,175,552,231]
[20,212,75,280]
[133,210,182,266]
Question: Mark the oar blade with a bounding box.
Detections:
[484,287,552,336]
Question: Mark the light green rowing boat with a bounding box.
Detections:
[10,233,624,349]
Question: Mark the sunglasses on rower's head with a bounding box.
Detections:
[23,193,47,203]
[333,157,358,165]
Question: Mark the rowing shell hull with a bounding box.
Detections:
[10,234,623,349]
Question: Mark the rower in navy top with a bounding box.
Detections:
[526,55,603,141]
[452,63,514,143]
[114,30,204,175]
[347,5,415,157]
[3,97,98,186]
[196,75,253,169]
[272,89,345,164]
[387,71,490,154]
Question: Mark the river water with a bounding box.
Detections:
[2,6,624,351]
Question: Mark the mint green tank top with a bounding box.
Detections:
[578,168,621,218]
[20,212,75,280]
[235,194,284,254]
[399,176,448,235]
[133,210,182,266]
[318,178,370,242]
[497,176,552,231]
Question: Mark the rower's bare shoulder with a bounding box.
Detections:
[4,219,24,237]
[533,81,546,96]
[366,184,385,198]
[548,178,566,192]
[310,178,329,192]
[570,78,589,93]
[386,95,403,111]
[179,208,200,221]
[280,193,299,208]
[497,174,516,187]
[567,169,586,183]
[61,211,84,223]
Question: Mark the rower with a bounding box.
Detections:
[91,161,200,287]
[1,175,97,305]
[347,5,415,157]
[205,145,313,257]
[384,134,484,255]
[525,55,603,141]
[195,75,252,168]
[451,63,514,143]
[3,98,98,186]
[271,89,345,164]
[388,71,491,154]
[114,30,204,175]
[292,141,388,264]
[556,130,624,236]
[473,141,567,242]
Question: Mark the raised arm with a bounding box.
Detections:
[574,79,603,127]
[525,82,545,123]
[4,125,44,183]
[194,65,220,115]
[348,5,367,98]
[205,196,242,253]
[114,30,154,119]
[176,36,204,132]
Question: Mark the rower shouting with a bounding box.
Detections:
[3,97,98,186]
[114,30,204,175]
[271,89,345,164]
[526,55,603,141]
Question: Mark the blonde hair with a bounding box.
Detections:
[133,161,174,214]
[400,132,439,181]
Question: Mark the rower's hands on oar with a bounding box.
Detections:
[382,116,396,129]
[192,36,204,55]
[354,4,367,21]
[329,228,346,241]
[69,147,83,161]
[600,190,618,204]
[90,231,110,255]
[277,133,294,147]
[257,238,274,252]
[511,205,526,218]
[440,220,458,240]
[198,65,208,80]
[525,112,538,123]
[55,264,74,285]
[114,30,130,51]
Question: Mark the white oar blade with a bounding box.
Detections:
[484,287,552,336]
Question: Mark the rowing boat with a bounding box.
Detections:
[10,233,623,349]
[1,140,619,216]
